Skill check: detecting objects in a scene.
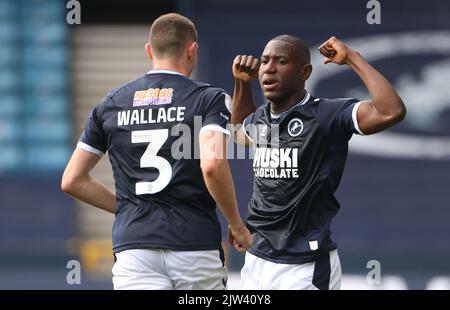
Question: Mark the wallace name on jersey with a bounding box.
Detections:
[117,106,186,126]
[253,147,299,179]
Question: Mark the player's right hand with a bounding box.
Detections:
[232,55,260,82]
[228,224,252,252]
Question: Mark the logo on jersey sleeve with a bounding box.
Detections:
[288,118,304,137]
[133,88,174,107]
[218,93,232,121]
[224,93,232,112]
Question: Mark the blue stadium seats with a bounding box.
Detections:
[0,22,20,42]
[21,0,64,21]
[0,118,21,142]
[25,118,70,141]
[0,1,17,19]
[0,144,21,170]
[0,46,19,66]
[0,96,22,117]
[0,68,20,92]
[26,145,71,170]
[24,68,68,91]
[0,0,70,173]
[24,94,68,117]
[23,22,68,44]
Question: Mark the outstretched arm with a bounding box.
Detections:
[199,130,252,252]
[61,148,116,214]
[319,36,406,135]
[231,55,260,145]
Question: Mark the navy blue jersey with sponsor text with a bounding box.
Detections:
[243,93,362,264]
[79,70,231,253]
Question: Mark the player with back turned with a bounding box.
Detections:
[61,13,251,290]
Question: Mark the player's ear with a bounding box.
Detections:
[145,43,154,61]
[187,41,198,60]
[301,64,312,81]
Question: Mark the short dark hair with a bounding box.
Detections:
[271,34,310,63]
[149,13,198,58]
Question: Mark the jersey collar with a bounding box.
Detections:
[268,91,311,121]
[147,69,184,76]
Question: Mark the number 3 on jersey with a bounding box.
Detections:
[131,129,172,195]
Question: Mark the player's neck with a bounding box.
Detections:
[152,59,192,77]
[271,89,307,114]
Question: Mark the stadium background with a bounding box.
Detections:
[0,0,449,289]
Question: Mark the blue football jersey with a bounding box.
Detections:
[243,92,364,264]
[78,70,231,253]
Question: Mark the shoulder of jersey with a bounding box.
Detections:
[195,84,231,102]
[103,75,150,100]
[191,80,211,88]
[193,81,226,95]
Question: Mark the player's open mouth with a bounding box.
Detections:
[262,79,279,91]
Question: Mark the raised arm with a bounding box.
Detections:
[61,148,116,214]
[199,130,252,252]
[319,36,406,135]
[231,55,260,145]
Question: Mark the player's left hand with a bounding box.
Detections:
[227,224,252,252]
[319,36,354,65]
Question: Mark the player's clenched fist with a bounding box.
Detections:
[319,36,354,65]
[232,55,260,82]
[228,224,252,252]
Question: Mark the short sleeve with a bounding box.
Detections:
[78,97,108,156]
[200,90,231,136]
[316,98,364,141]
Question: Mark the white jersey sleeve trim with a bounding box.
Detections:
[352,101,365,135]
[77,141,104,157]
[200,124,231,136]
[242,117,254,144]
